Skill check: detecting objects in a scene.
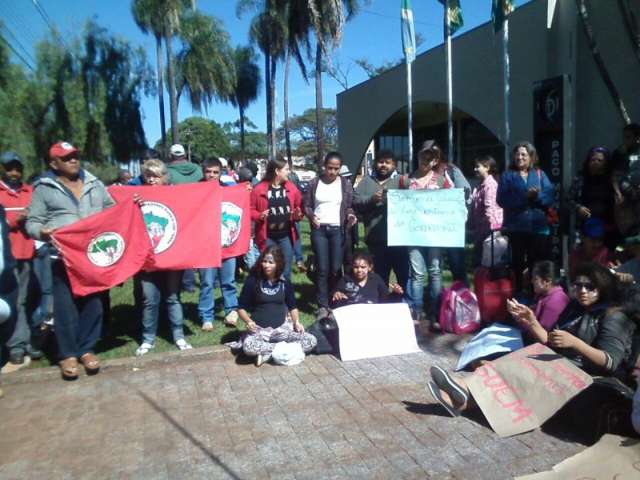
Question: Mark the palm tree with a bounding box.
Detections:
[131,0,168,149]
[249,7,287,161]
[309,0,359,166]
[229,46,261,162]
[175,11,236,113]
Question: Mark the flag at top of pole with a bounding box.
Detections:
[438,0,464,36]
[492,0,515,33]
[401,0,416,63]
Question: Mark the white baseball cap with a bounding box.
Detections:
[169,144,186,157]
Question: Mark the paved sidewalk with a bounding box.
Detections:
[0,336,583,479]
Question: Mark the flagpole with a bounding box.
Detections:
[503,17,511,166]
[445,0,454,164]
[407,59,413,172]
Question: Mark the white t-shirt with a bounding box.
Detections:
[313,178,342,226]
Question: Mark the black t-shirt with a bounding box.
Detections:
[238,275,297,329]
[331,272,388,307]
[267,185,291,240]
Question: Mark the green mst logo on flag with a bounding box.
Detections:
[86,232,125,267]
[141,201,178,254]
[438,0,464,35]
[492,0,515,33]
[221,202,243,247]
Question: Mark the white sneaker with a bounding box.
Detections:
[255,353,270,367]
[224,310,239,327]
[175,339,193,351]
[135,342,155,357]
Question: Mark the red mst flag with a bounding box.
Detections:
[51,199,153,297]
[109,182,222,270]
[221,184,251,259]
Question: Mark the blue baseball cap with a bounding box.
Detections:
[0,151,23,166]
[582,217,605,239]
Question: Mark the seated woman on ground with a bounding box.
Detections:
[235,246,317,366]
[521,260,570,333]
[428,262,637,422]
[330,253,403,308]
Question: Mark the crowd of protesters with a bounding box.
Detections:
[1,122,640,439]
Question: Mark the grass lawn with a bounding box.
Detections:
[30,222,321,368]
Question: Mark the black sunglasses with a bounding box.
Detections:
[572,281,597,292]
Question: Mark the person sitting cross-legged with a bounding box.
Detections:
[235,246,316,366]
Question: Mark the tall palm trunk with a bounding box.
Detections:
[239,103,246,162]
[165,28,180,143]
[265,52,273,161]
[270,57,278,161]
[314,43,325,168]
[577,0,631,124]
[155,34,167,150]
[284,50,292,167]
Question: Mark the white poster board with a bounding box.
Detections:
[456,323,524,371]
[332,303,421,361]
[387,188,467,247]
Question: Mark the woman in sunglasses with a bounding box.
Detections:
[427,262,637,434]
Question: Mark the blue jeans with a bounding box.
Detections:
[408,247,467,320]
[368,243,409,290]
[266,236,293,281]
[140,270,185,345]
[311,225,343,308]
[293,222,304,264]
[32,243,53,327]
[198,257,238,322]
[244,239,260,270]
[52,261,103,359]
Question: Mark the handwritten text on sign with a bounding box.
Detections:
[387,188,467,247]
[466,343,593,437]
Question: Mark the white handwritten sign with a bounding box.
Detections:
[466,343,593,437]
[387,188,467,247]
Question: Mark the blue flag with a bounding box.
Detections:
[401,0,416,63]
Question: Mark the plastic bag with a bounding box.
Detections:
[271,341,305,366]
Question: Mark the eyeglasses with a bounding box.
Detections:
[572,281,596,292]
[57,155,78,163]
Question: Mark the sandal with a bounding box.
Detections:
[60,357,79,380]
[201,321,214,332]
[80,353,100,375]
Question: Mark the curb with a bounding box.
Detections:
[1,344,230,386]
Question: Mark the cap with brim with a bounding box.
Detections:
[418,139,438,157]
[0,151,23,166]
[169,144,186,157]
[339,165,352,177]
[49,142,79,159]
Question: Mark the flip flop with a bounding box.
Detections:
[59,357,79,380]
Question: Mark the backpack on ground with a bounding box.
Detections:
[439,281,481,334]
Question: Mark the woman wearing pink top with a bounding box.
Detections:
[469,155,503,266]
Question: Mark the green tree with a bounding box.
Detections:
[277,107,336,160]
[159,116,231,162]
[228,46,261,162]
[132,0,169,150]
[223,119,268,160]
[175,11,236,113]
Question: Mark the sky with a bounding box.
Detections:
[1,0,532,147]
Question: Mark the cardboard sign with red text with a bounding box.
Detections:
[466,343,593,437]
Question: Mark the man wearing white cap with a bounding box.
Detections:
[167,144,203,185]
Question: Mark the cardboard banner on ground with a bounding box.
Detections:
[52,199,153,296]
[332,303,421,361]
[456,323,523,371]
[387,188,467,247]
[109,183,222,270]
[515,434,640,480]
[466,343,593,437]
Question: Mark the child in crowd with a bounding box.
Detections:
[331,253,403,308]
[198,158,240,330]
[517,261,569,332]
[569,218,613,278]
[136,159,192,356]
[469,155,503,267]
[234,246,316,366]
